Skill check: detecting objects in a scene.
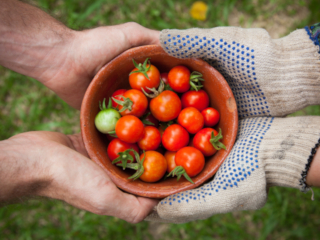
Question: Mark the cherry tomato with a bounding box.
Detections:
[162,124,189,151]
[150,90,181,122]
[164,151,177,173]
[139,151,167,182]
[111,89,127,108]
[138,126,161,151]
[168,65,190,93]
[115,115,144,143]
[160,72,169,84]
[117,89,148,118]
[202,107,220,127]
[107,138,139,163]
[129,59,160,93]
[193,128,225,156]
[181,89,209,112]
[175,146,205,177]
[95,98,121,134]
[177,107,204,134]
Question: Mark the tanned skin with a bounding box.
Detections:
[0,0,160,223]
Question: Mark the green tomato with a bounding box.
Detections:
[95,98,121,134]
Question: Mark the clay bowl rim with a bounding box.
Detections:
[80,45,238,199]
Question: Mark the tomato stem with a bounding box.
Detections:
[189,71,204,91]
[112,149,134,170]
[99,98,113,111]
[209,128,227,150]
[112,96,133,112]
[141,79,165,98]
[167,166,194,184]
[115,149,146,180]
[130,58,151,80]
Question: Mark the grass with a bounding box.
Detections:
[1,0,320,239]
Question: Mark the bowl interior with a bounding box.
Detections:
[80,45,238,198]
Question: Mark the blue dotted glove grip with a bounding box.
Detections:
[161,117,273,206]
[162,31,271,119]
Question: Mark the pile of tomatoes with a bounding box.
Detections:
[94,58,225,183]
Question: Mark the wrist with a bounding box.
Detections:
[0,0,76,83]
[0,134,53,203]
[306,142,320,188]
[261,117,320,191]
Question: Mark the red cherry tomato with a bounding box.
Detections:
[118,89,148,118]
[107,138,139,163]
[150,90,181,122]
[164,151,177,173]
[111,89,127,108]
[115,115,144,143]
[168,65,191,93]
[181,90,209,112]
[160,73,169,84]
[202,107,220,127]
[193,128,219,156]
[162,124,189,151]
[175,146,205,177]
[139,151,167,182]
[129,62,160,93]
[177,107,204,134]
[138,126,161,151]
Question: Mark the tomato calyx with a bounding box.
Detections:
[167,166,194,184]
[112,96,133,113]
[141,79,165,98]
[116,149,146,180]
[210,128,227,150]
[189,71,205,91]
[112,149,134,170]
[99,97,112,111]
[130,58,151,80]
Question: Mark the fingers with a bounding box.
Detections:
[36,138,157,223]
[59,162,159,223]
[102,186,159,223]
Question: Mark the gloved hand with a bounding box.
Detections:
[159,25,320,118]
[146,24,320,223]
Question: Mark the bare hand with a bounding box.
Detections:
[0,131,158,223]
[42,23,160,109]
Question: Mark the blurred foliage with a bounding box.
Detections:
[1,0,320,239]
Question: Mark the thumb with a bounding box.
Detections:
[120,22,160,47]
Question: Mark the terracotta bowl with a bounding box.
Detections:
[80,45,238,199]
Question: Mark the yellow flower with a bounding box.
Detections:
[190,1,208,21]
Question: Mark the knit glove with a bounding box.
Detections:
[146,25,320,223]
[147,116,320,223]
[160,25,320,118]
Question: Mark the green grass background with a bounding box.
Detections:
[1,0,320,239]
